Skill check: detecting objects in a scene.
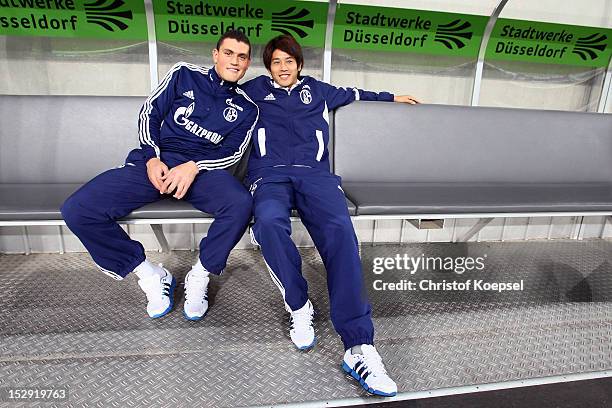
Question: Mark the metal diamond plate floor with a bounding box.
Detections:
[1,240,612,407]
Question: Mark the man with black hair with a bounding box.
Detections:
[62,30,258,321]
[242,34,418,397]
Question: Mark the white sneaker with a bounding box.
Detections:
[289,299,316,350]
[137,266,176,319]
[183,269,210,321]
[342,344,398,397]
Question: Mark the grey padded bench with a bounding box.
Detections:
[0,96,206,222]
[334,101,612,237]
[0,95,356,250]
[2,95,610,250]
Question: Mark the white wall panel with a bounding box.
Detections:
[452,218,478,242]
[0,37,150,96]
[24,226,61,253]
[581,216,608,239]
[601,216,612,238]
[475,217,505,242]
[400,221,430,243]
[333,68,474,106]
[354,219,375,242]
[6,216,612,255]
[0,227,26,254]
[497,217,527,241]
[61,226,86,253]
[479,68,604,111]
[369,219,401,243]
[0,60,150,96]
[548,216,576,239]
[524,217,554,240]
[164,224,193,251]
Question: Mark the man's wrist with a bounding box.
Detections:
[146,157,161,166]
[187,161,200,174]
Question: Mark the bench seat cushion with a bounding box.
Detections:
[0,184,357,221]
[343,182,612,215]
[0,184,212,221]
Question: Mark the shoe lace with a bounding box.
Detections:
[361,348,388,376]
[141,276,164,302]
[290,305,314,330]
[185,274,208,302]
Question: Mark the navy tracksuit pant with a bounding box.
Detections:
[249,167,374,350]
[61,149,252,279]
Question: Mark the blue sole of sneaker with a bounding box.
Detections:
[341,361,397,397]
[183,309,208,321]
[297,337,317,351]
[150,276,176,319]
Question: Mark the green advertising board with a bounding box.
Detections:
[333,3,488,58]
[153,0,328,47]
[0,0,147,40]
[2,0,610,69]
[487,18,612,68]
[334,3,611,68]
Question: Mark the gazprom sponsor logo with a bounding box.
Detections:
[174,102,222,144]
[225,98,243,112]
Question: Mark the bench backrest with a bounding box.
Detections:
[0,95,250,184]
[0,95,143,183]
[333,102,612,183]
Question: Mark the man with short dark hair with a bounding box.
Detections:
[62,30,258,321]
[242,34,418,397]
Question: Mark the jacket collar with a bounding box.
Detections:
[271,77,303,93]
[209,66,236,90]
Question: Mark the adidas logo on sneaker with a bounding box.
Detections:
[342,344,397,397]
[264,93,276,101]
[183,90,195,100]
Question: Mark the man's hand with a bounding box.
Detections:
[394,95,420,104]
[146,157,169,192]
[160,161,199,199]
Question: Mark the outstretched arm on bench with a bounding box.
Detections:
[394,95,420,104]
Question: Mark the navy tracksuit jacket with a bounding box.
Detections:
[242,75,394,349]
[62,63,258,279]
